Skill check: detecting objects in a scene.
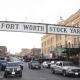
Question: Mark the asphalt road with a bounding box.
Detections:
[9,57,21,62]
[2,57,80,80]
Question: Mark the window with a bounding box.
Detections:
[59,63,62,66]
[47,47,49,53]
[51,38,52,44]
[47,48,48,53]
[42,43,43,47]
[63,62,74,66]
[56,63,59,66]
[42,49,43,53]
[44,41,46,46]
[56,35,58,41]
[47,40,48,45]
[74,38,76,45]
[79,22,80,27]
[77,37,79,44]
[51,46,52,50]
[45,48,46,53]
[60,35,61,40]
[52,37,54,43]
[60,43,61,46]
[56,63,58,66]
[48,47,50,53]
[77,22,79,27]
[47,39,50,45]
[56,35,62,41]
[52,46,54,50]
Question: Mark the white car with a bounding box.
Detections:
[42,61,48,68]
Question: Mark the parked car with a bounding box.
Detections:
[51,61,80,77]
[42,61,49,68]
[13,61,23,70]
[0,62,2,72]
[28,60,41,69]
[0,60,7,71]
[4,62,22,78]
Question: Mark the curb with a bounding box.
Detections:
[0,72,4,79]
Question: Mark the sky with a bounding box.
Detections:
[0,0,80,54]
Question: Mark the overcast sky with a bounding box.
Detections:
[0,0,80,54]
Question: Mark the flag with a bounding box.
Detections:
[60,16,63,21]
[50,51,55,58]
[41,19,44,22]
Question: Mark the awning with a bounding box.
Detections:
[66,48,80,52]
[70,56,80,59]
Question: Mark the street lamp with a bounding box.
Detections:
[40,53,43,64]
[79,37,80,48]
[68,40,71,61]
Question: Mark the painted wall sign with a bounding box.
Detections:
[0,22,46,33]
[48,25,80,35]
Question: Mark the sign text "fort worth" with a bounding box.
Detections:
[0,22,46,33]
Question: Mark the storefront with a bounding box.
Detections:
[63,48,80,67]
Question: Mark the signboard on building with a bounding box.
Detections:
[48,25,80,35]
[0,22,46,33]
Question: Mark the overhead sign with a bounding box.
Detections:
[0,21,80,36]
[48,25,80,35]
[0,22,46,33]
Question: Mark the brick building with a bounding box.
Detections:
[0,46,7,56]
[20,48,30,56]
[0,46,8,60]
[41,9,80,56]
[30,48,41,56]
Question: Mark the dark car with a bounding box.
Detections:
[28,60,41,69]
[4,62,22,78]
[14,61,23,70]
[0,60,7,71]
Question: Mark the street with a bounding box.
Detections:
[2,57,80,80]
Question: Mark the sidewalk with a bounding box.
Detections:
[0,71,4,79]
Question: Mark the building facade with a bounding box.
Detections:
[20,48,41,58]
[0,46,7,56]
[20,48,30,56]
[31,48,41,55]
[41,9,80,60]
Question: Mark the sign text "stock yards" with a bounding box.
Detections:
[48,25,80,35]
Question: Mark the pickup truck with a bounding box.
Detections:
[51,61,80,77]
